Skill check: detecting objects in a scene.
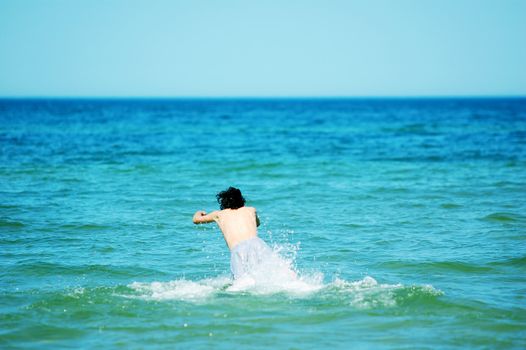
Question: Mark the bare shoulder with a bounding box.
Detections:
[244,206,257,212]
[214,209,226,217]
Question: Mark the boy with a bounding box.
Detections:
[192,187,273,279]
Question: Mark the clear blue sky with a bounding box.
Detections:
[0,0,525,97]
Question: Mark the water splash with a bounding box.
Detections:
[127,244,442,307]
[129,276,230,302]
[127,274,442,309]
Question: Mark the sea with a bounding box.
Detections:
[1,98,525,349]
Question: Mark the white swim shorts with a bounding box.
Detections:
[230,236,273,279]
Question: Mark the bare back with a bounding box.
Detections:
[214,207,259,249]
[192,206,260,249]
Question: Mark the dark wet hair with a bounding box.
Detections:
[216,187,246,210]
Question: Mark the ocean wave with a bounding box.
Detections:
[377,260,495,274]
[488,255,526,267]
[125,242,442,307]
[7,262,165,278]
[0,219,25,228]
[126,274,442,309]
[58,223,114,230]
[481,212,526,223]
[128,277,229,302]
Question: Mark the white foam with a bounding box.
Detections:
[226,242,324,296]
[127,243,324,301]
[126,244,442,306]
[327,276,443,308]
[127,274,442,308]
[129,276,231,302]
[328,276,403,308]
[226,270,324,296]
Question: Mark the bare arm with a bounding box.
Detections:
[192,210,219,224]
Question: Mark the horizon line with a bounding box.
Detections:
[1,94,525,100]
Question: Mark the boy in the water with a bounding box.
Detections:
[192,187,275,279]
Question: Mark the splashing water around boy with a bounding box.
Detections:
[193,187,297,282]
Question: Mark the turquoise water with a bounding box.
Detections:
[1,98,525,349]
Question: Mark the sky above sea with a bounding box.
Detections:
[0,0,525,97]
